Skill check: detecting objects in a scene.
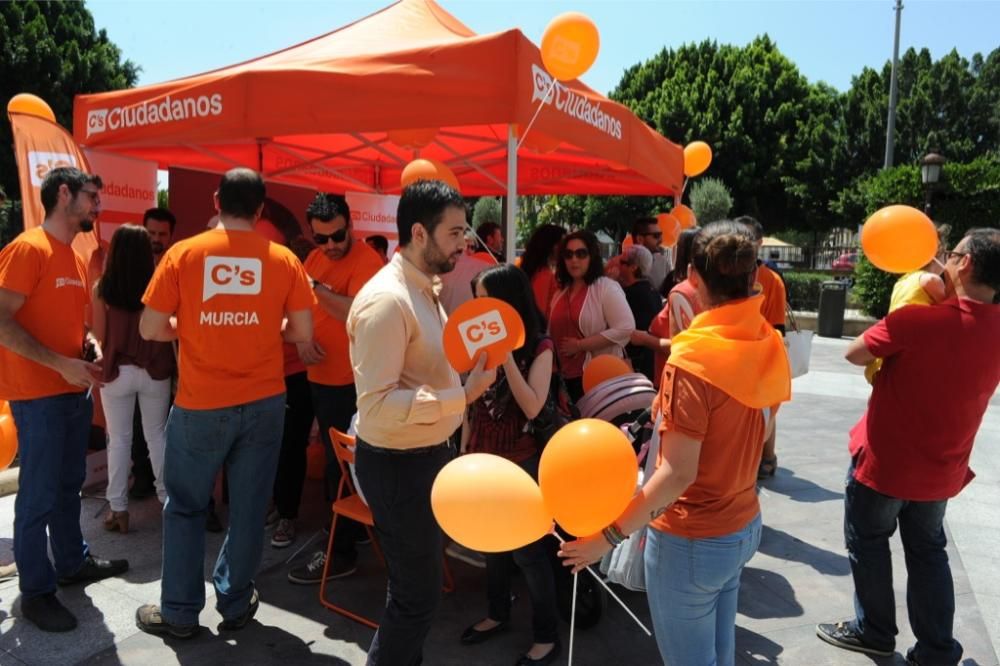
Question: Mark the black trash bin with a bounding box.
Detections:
[818,280,848,338]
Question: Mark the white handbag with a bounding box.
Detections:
[784,304,813,379]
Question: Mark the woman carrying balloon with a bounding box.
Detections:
[459,263,562,666]
[560,221,791,665]
[548,230,635,402]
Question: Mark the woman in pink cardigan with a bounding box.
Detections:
[548,230,636,401]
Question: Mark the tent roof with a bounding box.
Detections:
[73,0,683,196]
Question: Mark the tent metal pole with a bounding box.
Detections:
[505,125,517,264]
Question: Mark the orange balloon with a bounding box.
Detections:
[656,213,681,247]
[861,205,938,274]
[540,12,600,81]
[386,127,438,150]
[672,204,697,230]
[539,419,638,536]
[621,234,634,250]
[683,141,713,177]
[6,93,56,123]
[0,402,18,470]
[400,158,460,192]
[582,355,631,394]
[443,297,526,373]
[432,453,553,552]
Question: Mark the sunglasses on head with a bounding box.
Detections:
[313,228,349,245]
[562,248,590,260]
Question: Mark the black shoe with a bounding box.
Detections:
[816,621,894,657]
[206,509,224,533]
[21,593,77,632]
[135,604,199,639]
[129,476,156,500]
[57,555,129,586]
[515,640,561,666]
[218,588,259,632]
[460,619,508,645]
[287,550,356,584]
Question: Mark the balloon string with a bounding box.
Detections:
[553,532,653,636]
[517,79,558,152]
[569,571,578,666]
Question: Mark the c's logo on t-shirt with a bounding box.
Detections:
[203,256,262,301]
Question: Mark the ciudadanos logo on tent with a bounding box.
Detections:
[531,64,623,141]
[87,93,224,137]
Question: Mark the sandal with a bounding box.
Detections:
[757,456,777,479]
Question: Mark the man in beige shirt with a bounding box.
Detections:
[348,180,495,666]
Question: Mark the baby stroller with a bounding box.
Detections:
[547,373,657,628]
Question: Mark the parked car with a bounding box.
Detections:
[832,252,857,272]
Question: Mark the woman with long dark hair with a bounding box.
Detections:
[561,221,791,665]
[460,263,561,666]
[520,224,567,318]
[549,230,634,401]
[93,225,175,532]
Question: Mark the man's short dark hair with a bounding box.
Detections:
[477,221,500,240]
[366,234,389,254]
[734,215,764,242]
[40,167,103,217]
[963,228,1000,292]
[631,216,657,241]
[396,180,465,247]
[143,207,176,233]
[306,193,351,224]
[217,168,265,219]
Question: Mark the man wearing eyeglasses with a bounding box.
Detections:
[818,228,1000,665]
[631,217,672,293]
[0,167,130,633]
[286,193,383,585]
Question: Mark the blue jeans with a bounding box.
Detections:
[844,465,963,665]
[159,393,284,625]
[10,393,92,599]
[644,513,762,666]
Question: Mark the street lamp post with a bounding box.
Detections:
[920,151,946,218]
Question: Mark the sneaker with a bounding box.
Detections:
[135,604,199,639]
[206,508,224,533]
[58,555,129,586]
[356,533,373,546]
[21,593,77,632]
[287,550,356,584]
[271,519,296,548]
[446,542,486,569]
[218,588,259,632]
[265,509,280,528]
[816,621,894,657]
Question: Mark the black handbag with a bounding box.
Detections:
[526,338,579,447]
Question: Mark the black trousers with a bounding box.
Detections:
[310,381,362,557]
[272,372,315,520]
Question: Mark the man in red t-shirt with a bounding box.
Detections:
[817,228,1000,665]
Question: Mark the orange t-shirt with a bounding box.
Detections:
[142,228,315,410]
[531,269,559,319]
[651,364,769,538]
[0,228,90,400]
[755,264,787,328]
[303,242,383,387]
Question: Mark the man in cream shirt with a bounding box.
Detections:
[348,180,496,666]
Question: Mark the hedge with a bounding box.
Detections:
[784,272,829,311]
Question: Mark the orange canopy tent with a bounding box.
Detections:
[73,0,683,256]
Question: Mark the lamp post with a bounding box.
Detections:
[920,151,946,218]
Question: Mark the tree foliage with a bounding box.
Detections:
[689,177,733,224]
[1,1,139,200]
[471,196,501,230]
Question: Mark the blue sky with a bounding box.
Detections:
[88,0,999,96]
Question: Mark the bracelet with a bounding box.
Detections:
[602,524,626,548]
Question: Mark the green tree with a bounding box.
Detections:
[471,196,501,230]
[1,1,139,200]
[689,177,733,224]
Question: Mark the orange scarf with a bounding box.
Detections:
[668,295,791,409]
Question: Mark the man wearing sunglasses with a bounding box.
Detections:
[286,193,383,585]
[0,167,129,633]
[631,217,672,293]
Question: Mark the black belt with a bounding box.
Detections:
[355,436,454,456]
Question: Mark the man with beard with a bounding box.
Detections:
[347,180,497,665]
[143,207,175,266]
[0,167,129,632]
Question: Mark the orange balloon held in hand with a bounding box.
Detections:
[6,93,56,123]
[861,205,938,274]
[539,419,639,536]
[540,12,600,81]
[672,204,697,230]
[432,453,553,552]
[0,401,18,471]
[683,141,713,177]
[582,355,631,394]
[656,213,681,247]
[400,158,460,192]
[443,297,526,373]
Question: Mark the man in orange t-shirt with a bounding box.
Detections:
[134,168,314,639]
[286,193,383,585]
[0,167,129,633]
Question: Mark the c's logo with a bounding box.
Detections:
[87,109,108,137]
[458,310,507,358]
[203,257,262,301]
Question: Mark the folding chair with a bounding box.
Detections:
[319,428,454,629]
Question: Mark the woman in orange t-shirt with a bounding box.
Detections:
[560,221,791,666]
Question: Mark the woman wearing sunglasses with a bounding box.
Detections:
[549,230,635,401]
